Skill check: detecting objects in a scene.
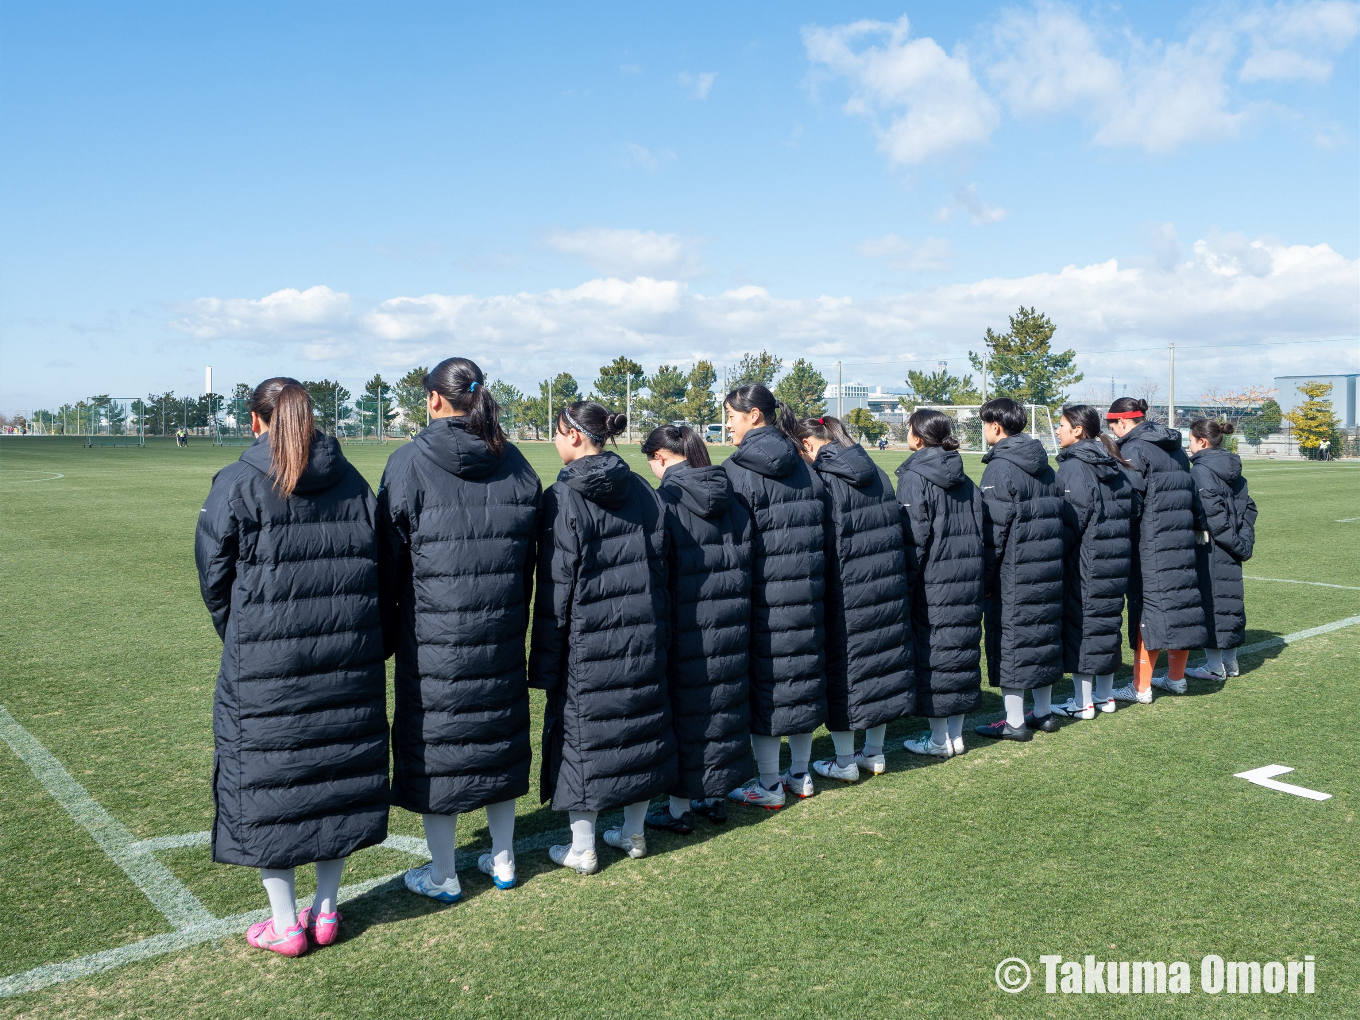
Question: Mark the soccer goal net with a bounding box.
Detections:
[215,399,254,446]
[914,404,1061,455]
[84,399,146,447]
[338,398,394,443]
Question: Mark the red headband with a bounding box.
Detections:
[1105,411,1144,420]
[818,417,825,425]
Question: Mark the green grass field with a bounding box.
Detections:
[1,436,1357,1019]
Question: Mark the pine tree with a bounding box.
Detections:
[591,357,645,414]
[681,361,719,427]
[1284,381,1341,454]
[393,367,430,429]
[730,350,783,389]
[640,364,688,424]
[488,380,523,432]
[302,380,351,435]
[905,368,979,405]
[362,374,399,434]
[968,306,1081,410]
[522,373,581,438]
[774,359,828,419]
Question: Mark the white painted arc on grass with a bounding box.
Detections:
[0,707,214,930]
[1239,615,1360,655]
[0,471,65,482]
[1245,575,1360,591]
[1234,765,1332,801]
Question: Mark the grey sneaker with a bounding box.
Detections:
[903,733,953,758]
[1110,683,1152,704]
[602,827,646,859]
[812,758,860,783]
[1226,660,1240,677]
[547,844,599,875]
[1183,665,1225,682]
[1150,672,1188,694]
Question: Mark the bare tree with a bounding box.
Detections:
[1133,378,1165,422]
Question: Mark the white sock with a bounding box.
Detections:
[669,795,690,819]
[261,868,297,930]
[1094,675,1115,702]
[1224,647,1238,668]
[1032,685,1053,717]
[569,811,596,854]
[485,798,516,869]
[946,715,965,743]
[830,730,855,767]
[622,800,648,838]
[1072,674,1094,709]
[421,812,458,884]
[1002,689,1025,729]
[864,724,887,756]
[928,717,948,746]
[312,858,344,916]
[752,734,782,788]
[787,732,814,776]
[1204,649,1224,674]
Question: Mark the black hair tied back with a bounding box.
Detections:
[908,408,959,451]
[641,424,711,467]
[723,383,800,439]
[557,401,626,447]
[1062,403,1131,466]
[423,357,507,457]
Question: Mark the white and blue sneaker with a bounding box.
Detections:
[477,852,516,890]
[403,862,462,903]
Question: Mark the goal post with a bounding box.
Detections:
[84,399,146,447]
[215,398,255,446]
[914,404,1061,455]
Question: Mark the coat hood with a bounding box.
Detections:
[1057,437,1122,482]
[1191,445,1242,483]
[413,417,503,480]
[660,463,732,520]
[896,444,966,491]
[728,426,801,480]
[814,441,878,489]
[1118,420,1184,453]
[558,449,633,508]
[981,432,1050,476]
[240,433,349,495]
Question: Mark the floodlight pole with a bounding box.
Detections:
[837,361,843,419]
[1168,343,1176,429]
[721,366,727,443]
[548,379,553,443]
[626,373,631,444]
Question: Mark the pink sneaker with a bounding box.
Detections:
[298,907,342,947]
[246,918,308,957]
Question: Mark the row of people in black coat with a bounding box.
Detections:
[196,369,1255,956]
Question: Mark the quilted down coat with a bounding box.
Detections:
[1055,438,1133,675]
[196,435,389,869]
[722,426,828,737]
[1117,422,1208,652]
[377,418,541,816]
[657,463,755,799]
[1191,447,1257,650]
[895,446,985,718]
[980,433,1065,690]
[812,442,914,731]
[528,451,677,812]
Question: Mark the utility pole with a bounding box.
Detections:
[721,366,727,444]
[625,373,631,444]
[548,379,553,443]
[837,361,843,419]
[1168,342,1176,429]
[982,352,988,401]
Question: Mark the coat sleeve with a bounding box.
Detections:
[375,463,412,660]
[528,485,579,692]
[523,479,544,611]
[194,472,238,641]
[898,474,932,593]
[981,469,1014,597]
[1199,477,1253,561]
[1236,489,1258,561]
[1057,462,1094,555]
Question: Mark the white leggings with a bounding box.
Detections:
[261,858,346,931]
[1204,647,1239,674]
[422,798,518,883]
[751,733,815,785]
[569,801,650,853]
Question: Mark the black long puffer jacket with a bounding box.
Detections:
[658,463,755,799]
[196,435,388,869]
[1191,447,1257,650]
[528,451,677,812]
[895,446,985,718]
[1056,438,1133,675]
[722,426,828,737]
[1117,422,1208,652]
[377,419,541,817]
[813,442,914,731]
[980,434,1065,690]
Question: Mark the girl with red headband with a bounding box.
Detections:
[1104,397,1207,703]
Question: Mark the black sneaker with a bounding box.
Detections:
[974,718,1032,741]
[1024,710,1058,733]
[691,798,727,824]
[644,808,694,834]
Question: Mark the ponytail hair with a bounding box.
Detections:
[423,357,506,457]
[796,414,857,447]
[1061,403,1131,467]
[723,383,799,438]
[250,377,315,498]
[641,424,711,467]
[556,400,627,447]
[1107,396,1149,420]
[1189,417,1234,448]
[908,408,960,451]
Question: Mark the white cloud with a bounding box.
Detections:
[175,236,1357,396]
[858,234,954,272]
[1239,0,1360,82]
[170,285,350,340]
[1140,221,1184,272]
[677,71,717,99]
[545,228,706,278]
[803,15,999,165]
[624,142,676,170]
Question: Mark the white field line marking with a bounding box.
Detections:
[0,706,213,930]
[1239,615,1360,655]
[0,471,65,482]
[1336,517,1360,523]
[1234,765,1332,801]
[129,832,212,854]
[1245,575,1360,591]
[0,825,576,999]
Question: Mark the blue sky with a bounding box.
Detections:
[2,0,1357,409]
